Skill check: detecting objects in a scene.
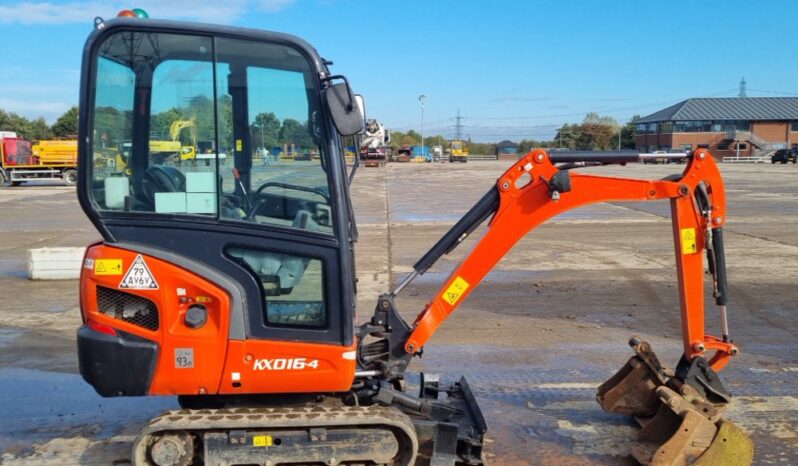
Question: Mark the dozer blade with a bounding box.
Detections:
[598,339,754,466]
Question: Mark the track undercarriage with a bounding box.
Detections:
[133,375,486,466]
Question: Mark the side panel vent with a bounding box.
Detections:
[96,286,159,331]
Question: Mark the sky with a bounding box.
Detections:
[1,0,797,141]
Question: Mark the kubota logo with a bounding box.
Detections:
[252,357,319,371]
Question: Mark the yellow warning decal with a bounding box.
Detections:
[681,227,697,255]
[236,139,243,151]
[443,276,470,306]
[94,259,123,276]
[252,435,273,447]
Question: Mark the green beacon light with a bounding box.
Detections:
[117,8,148,18]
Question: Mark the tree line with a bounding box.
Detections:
[0,106,78,141]
[3,104,639,154]
[387,113,639,154]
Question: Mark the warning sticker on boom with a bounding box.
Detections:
[443,276,470,305]
[681,227,697,255]
[119,255,159,289]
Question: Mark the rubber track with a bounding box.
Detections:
[131,405,418,466]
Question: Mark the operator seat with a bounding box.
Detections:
[138,166,186,210]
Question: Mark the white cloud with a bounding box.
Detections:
[0,0,296,25]
[257,0,296,13]
[0,97,72,122]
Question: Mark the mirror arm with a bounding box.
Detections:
[348,145,360,185]
[322,74,355,111]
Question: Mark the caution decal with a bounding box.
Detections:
[252,435,273,447]
[119,255,159,289]
[442,276,470,306]
[94,259,123,276]
[681,227,697,255]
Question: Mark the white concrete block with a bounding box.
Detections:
[27,247,86,280]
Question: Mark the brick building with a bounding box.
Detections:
[635,97,798,158]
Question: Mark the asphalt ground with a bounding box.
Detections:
[0,160,796,465]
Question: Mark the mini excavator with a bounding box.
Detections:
[76,15,753,466]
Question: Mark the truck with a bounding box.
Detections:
[449,139,468,163]
[359,119,390,167]
[0,132,78,186]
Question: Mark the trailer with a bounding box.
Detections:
[0,133,78,186]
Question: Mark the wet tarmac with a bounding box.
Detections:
[1,162,797,464]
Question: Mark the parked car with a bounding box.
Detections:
[771,149,798,164]
[643,150,675,164]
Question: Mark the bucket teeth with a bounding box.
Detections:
[597,339,754,466]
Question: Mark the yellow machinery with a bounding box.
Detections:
[170,119,198,161]
[148,118,197,162]
[450,139,468,163]
[31,140,78,165]
[0,136,78,186]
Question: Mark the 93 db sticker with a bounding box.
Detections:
[119,255,159,289]
[442,276,470,305]
[175,348,194,368]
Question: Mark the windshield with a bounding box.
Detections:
[89,31,333,235]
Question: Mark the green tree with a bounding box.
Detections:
[577,123,615,150]
[619,115,640,149]
[279,118,312,148]
[29,117,53,141]
[51,106,79,138]
[554,124,580,149]
[251,112,280,150]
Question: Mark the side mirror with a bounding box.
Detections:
[325,81,365,136]
[354,94,367,134]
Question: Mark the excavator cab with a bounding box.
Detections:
[78,19,366,397]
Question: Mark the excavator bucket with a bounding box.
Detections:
[598,340,755,466]
[596,339,670,418]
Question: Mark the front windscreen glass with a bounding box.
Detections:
[89,31,332,234]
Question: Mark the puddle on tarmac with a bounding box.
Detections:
[0,328,23,348]
[0,367,176,453]
[408,269,549,285]
[408,343,798,465]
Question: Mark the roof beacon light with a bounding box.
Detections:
[117,8,148,18]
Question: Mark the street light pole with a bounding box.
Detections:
[418,94,426,160]
[260,114,265,157]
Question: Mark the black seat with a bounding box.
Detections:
[141,166,186,208]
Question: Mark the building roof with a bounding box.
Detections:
[636,97,798,123]
[496,139,517,148]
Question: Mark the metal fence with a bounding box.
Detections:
[722,156,770,163]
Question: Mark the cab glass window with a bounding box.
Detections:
[228,247,326,328]
[89,32,332,235]
[215,38,333,235]
[91,33,217,215]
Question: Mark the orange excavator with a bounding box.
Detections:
[75,15,752,466]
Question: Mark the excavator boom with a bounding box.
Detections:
[358,148,752,465]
